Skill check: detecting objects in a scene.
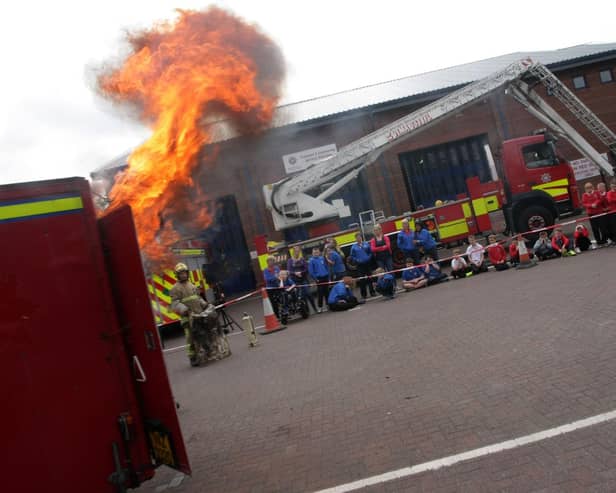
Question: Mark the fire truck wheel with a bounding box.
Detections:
[516,205,554,233]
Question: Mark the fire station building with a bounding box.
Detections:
[94,43,616,294]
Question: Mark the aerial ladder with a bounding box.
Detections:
[264,58,616,231]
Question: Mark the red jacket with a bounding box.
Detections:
[509,242,518,258]
[574,225,589,240]
[488,244,507,264]
[551,234,569,251]
[582,190,605,215]
[370,235,391,253]
[606,190,616,212]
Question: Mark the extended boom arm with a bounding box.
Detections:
[265,58,616,230]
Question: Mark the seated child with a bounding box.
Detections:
[551,228,576,257]
[487,234,509,271]
[573,224,591,252]
[466,235,488,274]
[374,267,396,299]
[533,231,556,260]
[401,258,427,291]
[423,256,449,285]
[327,276,359,311]
[450,249,470,279]
[277,270,297,317]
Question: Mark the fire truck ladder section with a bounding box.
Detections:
[508,63,616,177]
[265,58,616,230]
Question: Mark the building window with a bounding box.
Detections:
[572,75,587,90]
[600,69,613,83]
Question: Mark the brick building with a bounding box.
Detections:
[93,43,616,293]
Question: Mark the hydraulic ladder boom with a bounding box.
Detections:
[265,58,616,231]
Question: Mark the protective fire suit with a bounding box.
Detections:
[170,279,208,360]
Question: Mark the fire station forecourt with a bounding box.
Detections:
[144,246,616,493]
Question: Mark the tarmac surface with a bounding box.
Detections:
[139,245,616,493]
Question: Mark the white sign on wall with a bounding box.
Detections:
[570,153,607,181]
[282,143,337,174]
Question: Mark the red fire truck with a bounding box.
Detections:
[2,177,190,492]
[256,58,615,270]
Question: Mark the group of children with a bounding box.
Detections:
[264,181,616,317]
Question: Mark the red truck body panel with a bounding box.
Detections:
[1,178,189,492]
[502,134,578,205]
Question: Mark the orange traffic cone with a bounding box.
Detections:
[259,288,286,335]
[516,236,537,269]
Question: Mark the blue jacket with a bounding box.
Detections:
[328,281,352,304]
[263,266,280,288]
[376,273,395,290]
[350,242,372,265]
[402,267,423,281]
[416,229,436,249]
[328,251,346,274]
[280,277,295,288]
[308,255,329,279]
[397,230,417,251]
[425,264,442,280]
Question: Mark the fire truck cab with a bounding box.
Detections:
[501,132,580,232]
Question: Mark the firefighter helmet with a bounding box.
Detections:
[174,262,189,274]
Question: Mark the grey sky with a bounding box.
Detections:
[1,0,614,185]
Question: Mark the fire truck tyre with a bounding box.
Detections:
[516,205,554,233]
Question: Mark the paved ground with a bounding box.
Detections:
[140,246,616,493]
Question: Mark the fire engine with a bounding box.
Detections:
[2,177,190,493]
[256,58,616,269]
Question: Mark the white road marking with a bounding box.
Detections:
[314,409,616,493]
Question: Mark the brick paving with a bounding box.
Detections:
[139,247,616,493]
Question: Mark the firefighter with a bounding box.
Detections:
[170,262,208,366]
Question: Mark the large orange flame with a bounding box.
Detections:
[97,7,284,267]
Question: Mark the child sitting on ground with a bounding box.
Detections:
[466,235,488,274]
[450,249,470,279]
[487,234,509,271]
[401,258,427,291]
[374,267,396,299]
[423,256,449,284]
[327,276,359,311]
[551,228,576,257]
[533,231,556,260]
[573,224,591,252]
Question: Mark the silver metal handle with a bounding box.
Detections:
[133,355,147,383]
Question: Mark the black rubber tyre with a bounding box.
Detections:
[515,205,555,233]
